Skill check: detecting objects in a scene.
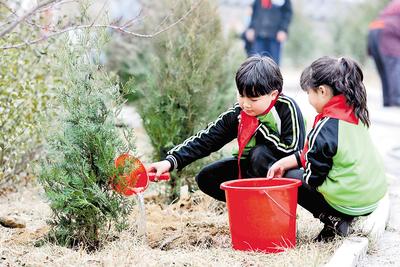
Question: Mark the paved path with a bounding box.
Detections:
[358,92,400,267]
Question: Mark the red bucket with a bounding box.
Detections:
[220,178,301,253]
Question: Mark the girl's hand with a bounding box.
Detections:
[147,160,171,181]
[267,162,285,179]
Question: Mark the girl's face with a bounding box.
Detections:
[237,90,279,116]
[307,85,333,113]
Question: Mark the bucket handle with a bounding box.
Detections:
[263,190,296,219]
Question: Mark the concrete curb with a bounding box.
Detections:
[324,193,390,267]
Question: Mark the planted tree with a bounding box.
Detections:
[38,31,135,250]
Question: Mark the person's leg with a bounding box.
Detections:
[299,181,353,220]
[267,37,282,66]
[246,144,278,178]
[368,29,390,106]
[250,37,268,56]
[382,54,400,106]
[195,157,244,202]
[284,169,354,241]
[284,169,304,181]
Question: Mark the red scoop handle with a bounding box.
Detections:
[148,172,170,182]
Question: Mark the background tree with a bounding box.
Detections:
[109,0,242,199]
[284,0,390,66]
[0,2,60,186]
[330,0,390,64]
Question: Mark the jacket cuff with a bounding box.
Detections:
[165,155,178,171]
[294,151,302,168]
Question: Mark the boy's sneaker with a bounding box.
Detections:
[314,214,353,242]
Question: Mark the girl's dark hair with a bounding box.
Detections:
[235,55,283,97]
[300,56,370,127]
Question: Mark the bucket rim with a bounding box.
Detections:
[220,177,301,191]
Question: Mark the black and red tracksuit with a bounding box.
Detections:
[165,95,305,201]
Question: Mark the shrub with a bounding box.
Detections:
[111,0,241,198]
[0,38,56,186]
[38,31,135,250]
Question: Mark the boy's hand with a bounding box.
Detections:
[147,160,171,181]
[267,163,285,179]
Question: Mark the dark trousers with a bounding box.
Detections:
[284,169,354,221]
[368,29,390,106]
[195,144,278,202]
[368,29,400,106]
[382,55,400,106]
[248,37,281,65]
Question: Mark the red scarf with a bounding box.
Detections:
[237,94,280,179]
[299,94,359,167]
[261,0,272,9]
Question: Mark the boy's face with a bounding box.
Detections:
[237,90,279,116]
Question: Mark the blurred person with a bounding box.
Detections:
[268,56,388,242]
[148,56,305,202]
[243,0,292,65]
[368,0,400,107]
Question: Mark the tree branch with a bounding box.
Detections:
[0,0,76,33]
[0,0,203,50]
[120,9,144,29]
[0,0,63,38]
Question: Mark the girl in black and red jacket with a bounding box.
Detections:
[148,55,305,201]
[268,56,387,241]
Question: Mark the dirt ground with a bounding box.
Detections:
[0,108,342,266]
[0,181,343,267]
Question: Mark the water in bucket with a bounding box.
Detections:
[220,178,301,253]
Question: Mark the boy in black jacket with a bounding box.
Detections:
[148,55,305,201]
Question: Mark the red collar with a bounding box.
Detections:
[313,94,358,127]
[237,94,280,179]
[300,94,358,168]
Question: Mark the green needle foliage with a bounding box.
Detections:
[38,31,135,250]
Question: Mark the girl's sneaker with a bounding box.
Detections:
[315,214,353,242]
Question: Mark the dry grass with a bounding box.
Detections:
[0,182,346,267]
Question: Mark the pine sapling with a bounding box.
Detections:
[38,31,136,250]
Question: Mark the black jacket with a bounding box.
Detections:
[166,95,305,171]
[249,0,293,39]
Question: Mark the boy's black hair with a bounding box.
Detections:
[300,56,370,127]
[235,55,283,97]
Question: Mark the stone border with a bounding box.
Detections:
[325,193,390,267]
